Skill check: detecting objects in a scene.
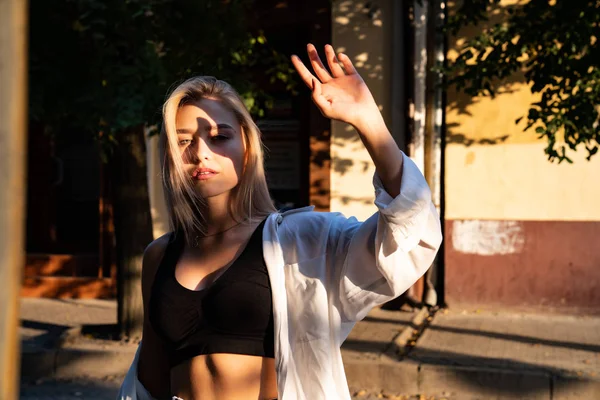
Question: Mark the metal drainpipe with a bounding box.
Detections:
[411,0,433,305]
[423,0,446,307]
[395,0,445,308]
[412,0,428,174]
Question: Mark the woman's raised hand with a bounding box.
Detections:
[291,44,381,130]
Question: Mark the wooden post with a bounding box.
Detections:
[114,125,154,340]
[0,0,28,397]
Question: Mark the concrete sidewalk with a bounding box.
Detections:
[342,308,600,399]
[19,298,600,399]
[20,297,134,382]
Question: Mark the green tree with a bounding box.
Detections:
[29,0,296,338]
[443,0,599,163]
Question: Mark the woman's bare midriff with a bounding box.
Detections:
[170,353,278,400]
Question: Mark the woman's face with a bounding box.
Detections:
[175,98,245,200]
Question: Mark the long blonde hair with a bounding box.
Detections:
[159,76,276,241]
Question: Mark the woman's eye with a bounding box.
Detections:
[178,139,192,146]
[212,134,230,141]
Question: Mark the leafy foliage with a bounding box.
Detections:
[29,0,297,154]
[443,0,599,162]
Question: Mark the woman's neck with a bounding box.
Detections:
[201,195,239,236]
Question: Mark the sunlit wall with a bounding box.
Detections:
[331,0,394,221]
[445,0,600,313]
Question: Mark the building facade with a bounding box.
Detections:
[24,0,599,315]
[444,0,600,314]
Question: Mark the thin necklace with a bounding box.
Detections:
[193,221,244,247]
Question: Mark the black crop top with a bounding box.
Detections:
[149,219,275,367]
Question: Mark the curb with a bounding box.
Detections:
[392,307,430,353]
[20,308,432,383]
[346,307,428,394]
[344,307,600,399]
[346,360,600,400]
[21,307,600,400]
[20,338,137,382]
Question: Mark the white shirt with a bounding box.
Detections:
[117,152,443,400]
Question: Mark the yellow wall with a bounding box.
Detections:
[331,0,393,221]
[446,4,600,222]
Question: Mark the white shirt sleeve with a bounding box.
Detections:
[331,151,443,322]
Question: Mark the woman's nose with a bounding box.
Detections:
[194,137,212,161]
[184,137,211,163]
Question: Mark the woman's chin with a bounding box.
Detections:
[193,186,233,200]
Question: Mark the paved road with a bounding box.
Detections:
[20,377,121,400]
[19,378,446,400]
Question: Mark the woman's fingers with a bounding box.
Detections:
[324,45,345,78]
[291,44,357,91]
[338,52,357,75]
[307,44,332,83]
[291,55,318,89]
[311,78,331,115]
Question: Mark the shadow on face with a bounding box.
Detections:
[175,99,246,199]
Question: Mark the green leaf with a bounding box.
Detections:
[442,0,600,162]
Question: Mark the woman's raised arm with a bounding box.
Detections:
[291,43,403,198]
[291,44,442,322]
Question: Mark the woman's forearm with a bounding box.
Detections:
[352,111,404,198]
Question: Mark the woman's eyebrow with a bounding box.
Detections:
[215,123,235,130]
[176,123,235,134]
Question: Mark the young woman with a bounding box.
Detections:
[118,43,442,400]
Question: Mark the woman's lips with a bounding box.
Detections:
[192,168,218,180]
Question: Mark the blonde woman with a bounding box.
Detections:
[118,44,442,400]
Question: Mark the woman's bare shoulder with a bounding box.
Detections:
[141,233,172,292]
[144,233,172,263]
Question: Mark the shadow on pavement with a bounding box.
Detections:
[80,323,120,340]
[427,324,600,353]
